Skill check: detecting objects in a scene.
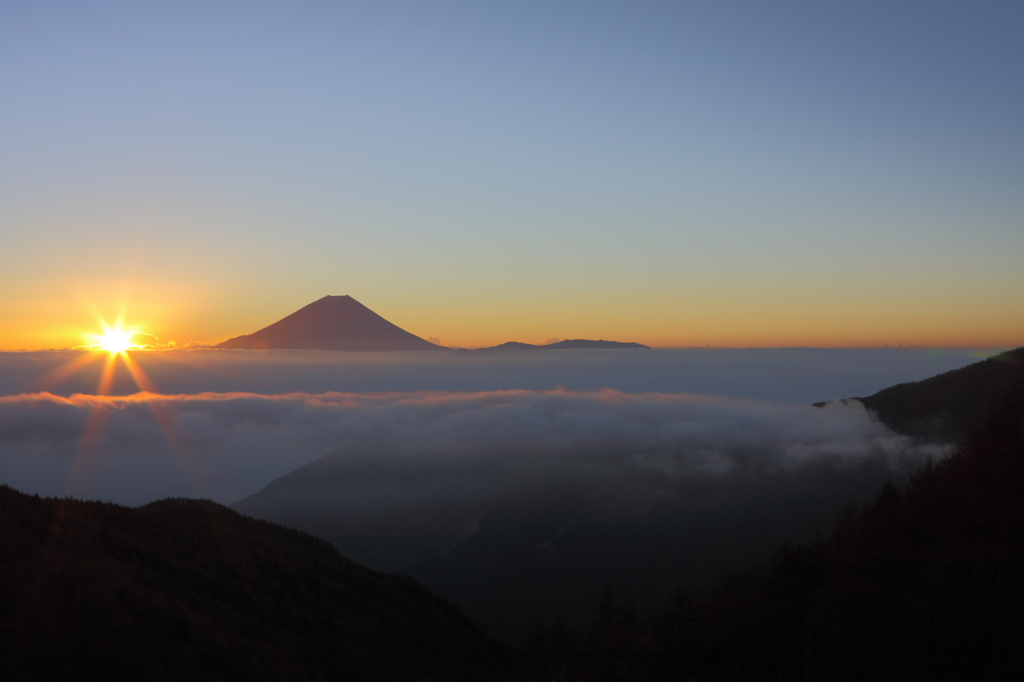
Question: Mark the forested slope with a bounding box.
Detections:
[522,373,1024,680]
[0,488,505,681]
[855,346,1023,440]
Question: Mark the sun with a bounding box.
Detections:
[97,328,137,354]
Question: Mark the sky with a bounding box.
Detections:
[2,1,1022,349]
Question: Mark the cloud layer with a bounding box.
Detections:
[0,347,994,404]
[0,388,944,507]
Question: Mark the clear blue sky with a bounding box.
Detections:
[2,1,1022,348]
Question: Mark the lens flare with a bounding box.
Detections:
[97,328,136,354]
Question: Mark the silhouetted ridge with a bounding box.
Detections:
[216,295,444,351]
[851,346,1023,440]
[545,339,648,350]
[0,487,504,681]
[462,339,649,352]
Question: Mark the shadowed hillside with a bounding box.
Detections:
[0,488,505,681]
[216,295,445,351]
[518,374,1024,681]
[853,346,1023,440]
[234,440,907,643]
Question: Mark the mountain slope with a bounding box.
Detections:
[233,445,899,643]
[853,346,1023,440]
[645,383,1024,681]
[216,295,444,351]
[0,486,504,681]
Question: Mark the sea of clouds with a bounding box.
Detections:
[0,348,989,506]
[0,347,993,403]
[0,387,947,507]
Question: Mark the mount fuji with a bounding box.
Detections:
[216,295,444,351]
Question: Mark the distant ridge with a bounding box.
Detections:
[216,296,444,351]
[460,339,649,353]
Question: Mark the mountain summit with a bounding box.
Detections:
[216,296,444,351]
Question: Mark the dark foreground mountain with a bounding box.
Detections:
[593,376,1024,681]
[849,346,1023,440]
[460,339,649,353]
[216,295,445,351]
[0,487,505,681]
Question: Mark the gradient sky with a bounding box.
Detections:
[2,1,1022,350]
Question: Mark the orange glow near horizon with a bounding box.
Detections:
[37,319,234,500]
[7,285,233,498]
[3,320,1019,353]
[0,281,1021,352]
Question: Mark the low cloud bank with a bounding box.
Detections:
[0,347,997,405]
[0,389,944,507]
